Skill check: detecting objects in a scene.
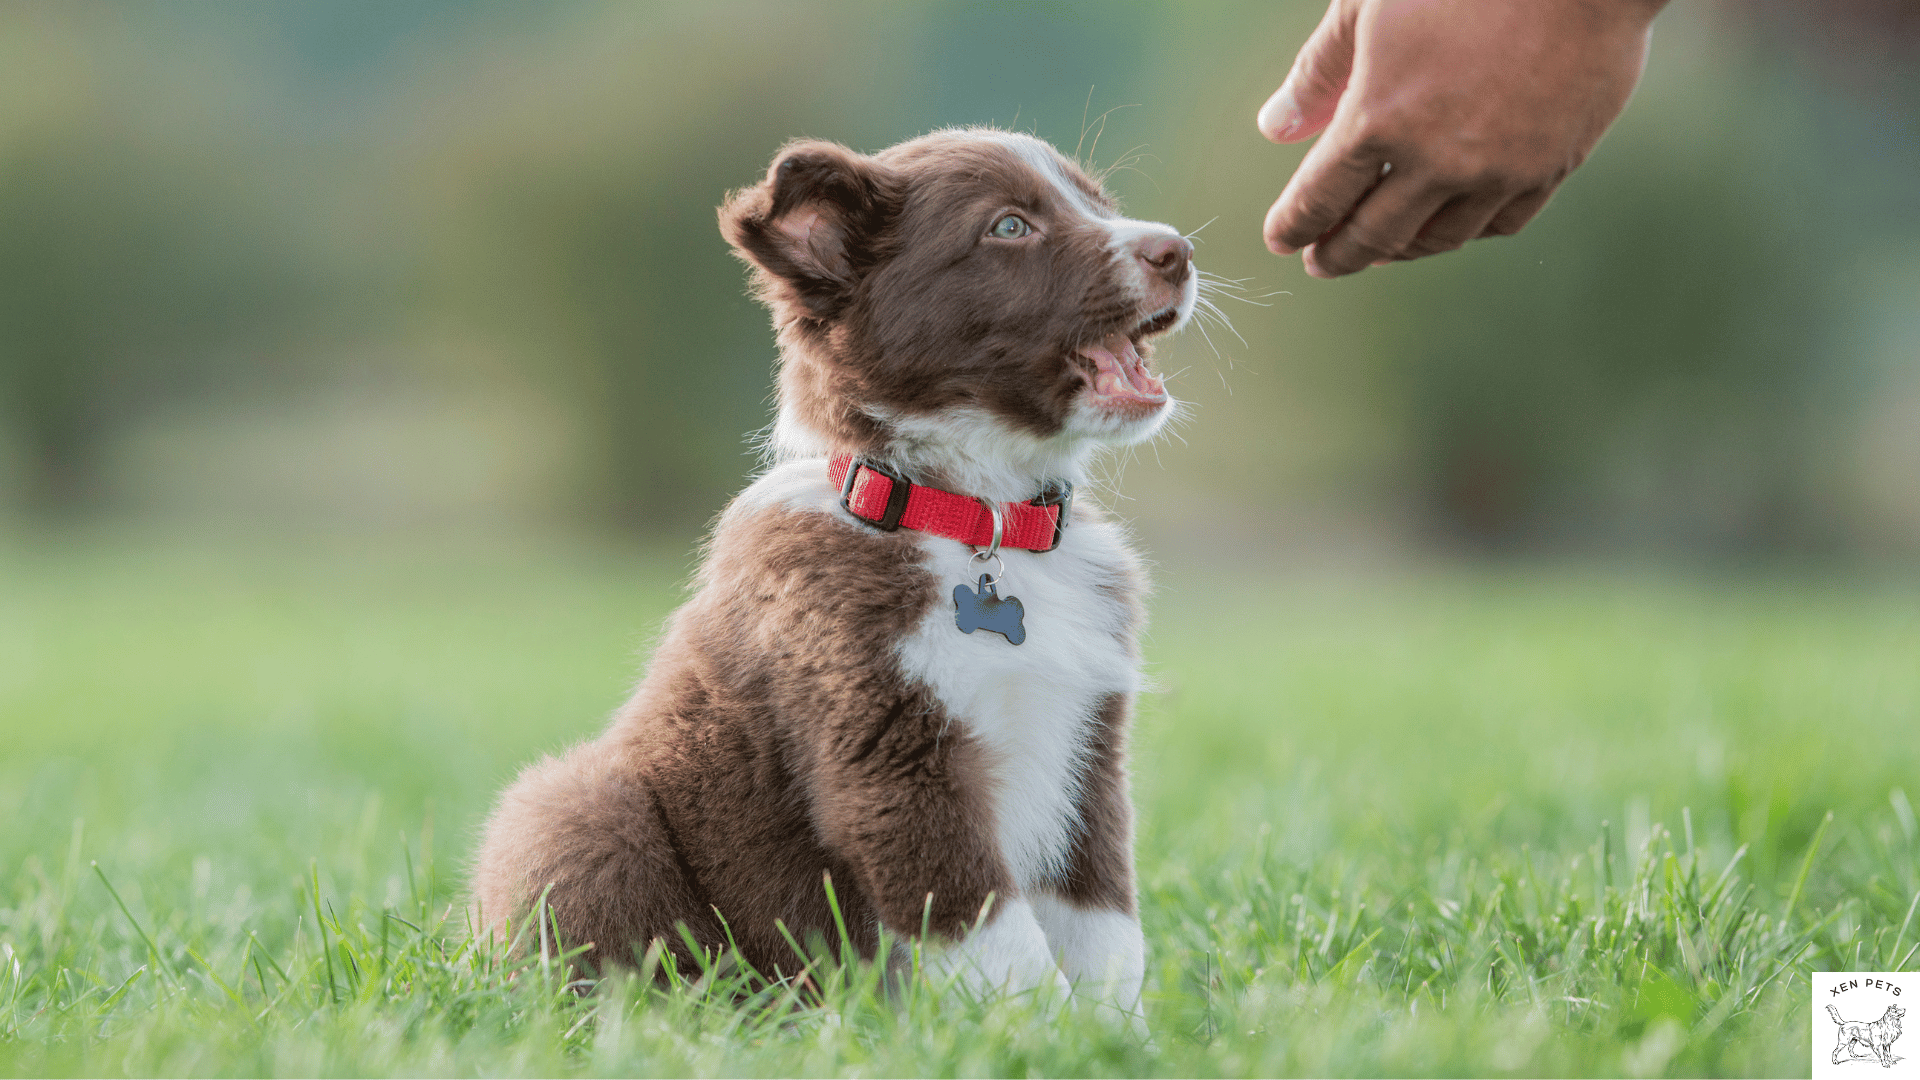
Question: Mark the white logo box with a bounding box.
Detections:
[1814,971,1913,1078]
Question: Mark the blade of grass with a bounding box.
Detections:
[1783,811,1833,924]
[311,861,338,1005]
[92,862,178,986]
[1888,890,1919,970]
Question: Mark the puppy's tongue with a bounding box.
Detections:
[1077,333,1167,404]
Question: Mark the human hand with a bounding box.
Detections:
[1258,0,1667,278]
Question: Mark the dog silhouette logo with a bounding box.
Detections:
[1828,1003,1906,1069]
[1816,973,1913,1077]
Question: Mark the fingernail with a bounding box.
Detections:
[1257,88,1301,141]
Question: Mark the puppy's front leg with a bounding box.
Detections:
[1036,693,1146,1030]
[924,896,1073,999]
[1030,895,1144,1014]
[810,693,1065,998]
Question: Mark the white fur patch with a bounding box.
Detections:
[1030,894,1146,1020]
[924,896,1073,999]
[871,406,1092,504]
[722,457,843,521]
[768,399,834,461]
[895,515,1139,891]
[1062,387,1177,444]
[988,132,1111,222]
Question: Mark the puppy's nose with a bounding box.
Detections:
[1134,233,1193,286]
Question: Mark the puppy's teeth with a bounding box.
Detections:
[1079,329,1170,405]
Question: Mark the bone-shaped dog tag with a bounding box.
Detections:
[953,574,1026,645]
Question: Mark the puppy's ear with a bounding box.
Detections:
[719,140,899,320]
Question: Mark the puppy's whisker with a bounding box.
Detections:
[1207,290,1288,308]
[1084,106,1141,171]
[1191,296,1247,349]
[1182,217,1220,243]
[1187,312,1224,360]
[1200,298,1246,342]
[1195,270,1287,307]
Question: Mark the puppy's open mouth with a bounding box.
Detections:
[1073,309,1176,411]
[1134,306,1181,337]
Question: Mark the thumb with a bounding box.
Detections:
[1257,2,1356,144]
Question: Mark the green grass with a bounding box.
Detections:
[2,533,1917,1076]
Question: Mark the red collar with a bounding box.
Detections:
[829,454,1071,552]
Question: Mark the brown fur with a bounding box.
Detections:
[1051,692,1137,915]
[473,502,1016,973]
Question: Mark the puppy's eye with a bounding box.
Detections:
[989,214,1033,240]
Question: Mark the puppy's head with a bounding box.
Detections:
[720,128,1196,497]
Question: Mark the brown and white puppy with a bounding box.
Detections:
[472,128,1195,1019]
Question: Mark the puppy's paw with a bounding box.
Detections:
[924,897,1069,1004]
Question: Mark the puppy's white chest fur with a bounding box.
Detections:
[895,522,1139,891]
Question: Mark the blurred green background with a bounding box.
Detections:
[2,5,1918,1072]
[1,0,1915,555]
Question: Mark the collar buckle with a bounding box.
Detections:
[1031,480,1073,552]
[839,457,913,531]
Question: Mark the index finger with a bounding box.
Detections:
[1263,134,1388,256]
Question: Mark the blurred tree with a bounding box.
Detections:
[1380,137,1830,551]
[0,130,311,513]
